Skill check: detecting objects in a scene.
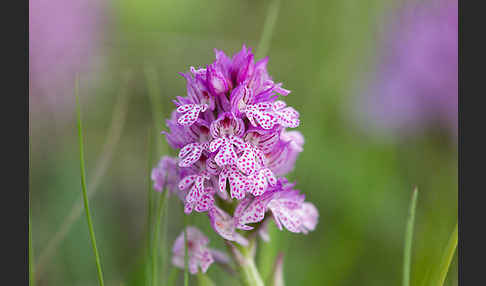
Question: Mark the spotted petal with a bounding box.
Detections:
[268,199,302,233]
[227,167,249,200]
[178,175,198,190]
[176,104,196,113]
[248,168,276,196]
[213,138,238,167]
[236,143,259,175]
[177,104,208,126]
[171,227,215,274]
[209,137,224,152]
[208,206,248,245]
[273,101,300,128]
[296,202,319,234]
[234,196,270,230]
[218,167,229,193]
[194,192,215,213]
[246,104,278,129]
[178,143,203,167]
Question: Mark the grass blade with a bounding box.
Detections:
[434,223,458,286]
[29,207,35,286]
[75,74,105,286]
[402,187,418,286]
[146,129,154,286]
[36,82,129,280]
[256,0,281,59]
[184,215,189,286]
[144,66,169,282]
[257,222,280,281]
[160,192,170,285]
[152,190,168,286]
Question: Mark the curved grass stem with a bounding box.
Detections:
[36,79,129,281]
[75,74,105,286]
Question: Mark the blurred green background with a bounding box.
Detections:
[29,0,457,285]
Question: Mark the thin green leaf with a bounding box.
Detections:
[160,192,170,285]
[145,65,171,285]
[402,187,418,286]
[258,222,280,281]
[184,215,189,286]
[36,83,129,280]
[146,129,154,286]
[434,223,458,286]
[267,253,284,286]
[256,0,281,59]
[152,191,168,286]
[75,74,105,286]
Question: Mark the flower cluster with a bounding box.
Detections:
[153,45,318,248]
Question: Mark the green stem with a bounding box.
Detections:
[256,0,281,59]
[75,74,105,286]
[152,191,167,286]
[36,86,129,280]
[239,256,264,286]
[402,187,418,286]
[146,129,153,286]
[184,215,189,286]
[228,238,264,286]
[160,193,170,285]
[435,223,458,286]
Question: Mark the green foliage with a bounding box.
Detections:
[75,75,105,286]
[402,188,418,286]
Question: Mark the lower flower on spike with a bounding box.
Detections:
[208,206,248,246]
[172,226,229,274]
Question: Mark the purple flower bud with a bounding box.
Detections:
[207,64,230,95]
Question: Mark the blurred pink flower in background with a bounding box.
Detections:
[29,0,106,120]
[354,1,458,139]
